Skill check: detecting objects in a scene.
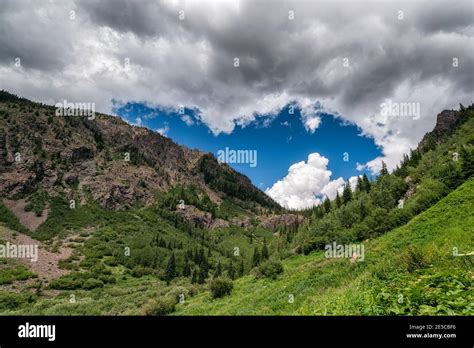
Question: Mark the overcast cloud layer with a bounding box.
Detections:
[1,0,473,208]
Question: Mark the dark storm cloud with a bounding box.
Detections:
[0,0,472,170]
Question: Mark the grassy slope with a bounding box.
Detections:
[175,179,474,315]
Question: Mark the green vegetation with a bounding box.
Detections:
[0,202,29,234]
[174,179,474,315]
[0,95,472,316]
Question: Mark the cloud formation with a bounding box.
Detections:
[266,153,346,209]
[0,0,472,181]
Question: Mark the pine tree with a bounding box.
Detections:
[183,261,191,277]
[198,268,206,284]
[251,247,260,267]
[460,145,474,179]
[342,182,352,204]
[356,176,363,194]
[228,261,235,280]
[362,173,371,192]
[191,269,197,283]
[164,253,176,285]
[261,238,269,260]
[335,192,342,208]
[214,261,222,278]
[323,196,331,213]
[380,161,389,176]
[238,259,245,277]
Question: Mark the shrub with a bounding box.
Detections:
[131,265,154,278]
[208,277,233,299]
[399,247,428,273]
[82,278,104,290]
[142,297,176,316]
[254,259,284,279]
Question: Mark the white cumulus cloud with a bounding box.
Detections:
[266,153,346,209]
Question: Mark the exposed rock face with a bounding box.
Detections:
[175,205,213,229]
[260,214,305,229]
[419,109,463,150]
[230,216,253,229]
[0,91,278,212]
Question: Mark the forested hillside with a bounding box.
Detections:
[0,92,472,315]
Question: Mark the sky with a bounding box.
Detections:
[0,0,473,208]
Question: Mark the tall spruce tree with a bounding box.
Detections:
[362,173,371,192]
[323,196,331,213]
[251,247,260,267]
[342,182,352,204]
[335,192,342,208]
[238,259,245,277]
[460,145,474,179]
[261,238,269,260]
[164,253,176,284]
[214,261,222,278]
[228,261,235,280]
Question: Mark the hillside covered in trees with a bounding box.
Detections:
[0,92,473,315]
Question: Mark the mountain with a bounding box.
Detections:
[0,91,472,316]
[0,90,278,213]
[176,177,474,315]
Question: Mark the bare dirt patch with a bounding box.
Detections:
[0,225,72,280]
[3,199,49,231]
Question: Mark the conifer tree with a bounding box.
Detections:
[214,261,222,278]
[342,182,352,204]
[164,253,176,285]
[261,238,269,260]
[228,261,235,280]
[362,173,371,192]
[460,145,474,179]
[183,261,191,277]
[335,192,342,208]
[251,247,260,267]
[380,161,389,176]
[238,259,245,277]
[323,196,331,213]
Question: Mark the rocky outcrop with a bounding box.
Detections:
[260,214,305,229]
[0,91,278,212]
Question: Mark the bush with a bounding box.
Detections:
[208,277,233,299]
[142,297,176,316]
[82,278,104,290]
[399,247,428,273]
[254,259,284,279]
[131,265,154,278]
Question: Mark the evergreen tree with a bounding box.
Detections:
[197,268,206,284]
[251,247,260,267]
[214,261,222,278]
[238,259,245,277]
[356,176,363,194]
[358,200,368,219]
[342,182,352,204]
[460,145,474,179]
[335,192,342,208]
[164,253,176,284]
[183,261,191,277]
[362,173,371,192]
[380,161,389,176]
[228,261,235,280]
[261,238,269,260]
[323,196,331,213]
[191,269,197,283]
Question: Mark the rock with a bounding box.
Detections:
[260,214,305,229]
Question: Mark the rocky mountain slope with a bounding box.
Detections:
[0,91,279,213]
